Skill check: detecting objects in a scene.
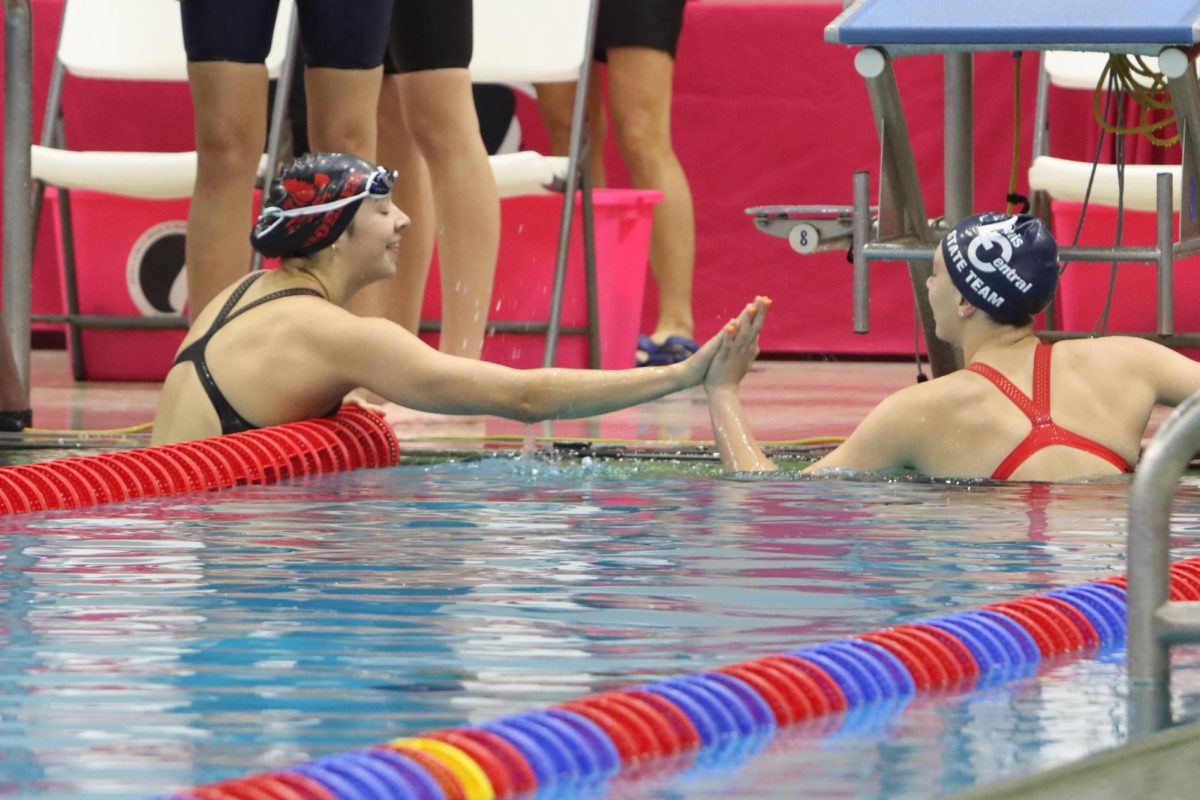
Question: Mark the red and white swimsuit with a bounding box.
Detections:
[966,343,1134,480]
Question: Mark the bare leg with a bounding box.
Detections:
[398,68,499,360]
[0,339,21,406]
[607,46,695,343]
[534,71,607,186]
[304,65,384,159]
[305,64,388,325]
[351,74,435,327]
[185,62,268,320]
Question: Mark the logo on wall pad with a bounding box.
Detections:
[126,220,188,317]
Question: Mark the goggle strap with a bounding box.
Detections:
[255,166,396,238]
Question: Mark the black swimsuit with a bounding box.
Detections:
[181,0,393,71]
[173,272,324,435]
[594,0,688,62]
[383,0,473,75]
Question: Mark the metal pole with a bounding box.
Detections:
[1038,331,1200,347]
[1156,172,1174,336]
[1127,391,1200,737]
[943,52,973,223]
[1030,55,1051,163]
[545,0,602,368]
[579,153,601,368]
[852,170,870,332]
[3,0,34,402]
[1164,48,1200,242]
[30,49,66,230]
[55,189,85,379]
[1029,53,1052,232]
[864,243,1162,263]
[252,10,299,272]
[857,47,959,376]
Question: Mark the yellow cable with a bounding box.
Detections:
[21,422,154,437]
[1093,55,1178,146]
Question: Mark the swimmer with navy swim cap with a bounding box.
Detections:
[940,212,1058,325]
[704,213,1200,481]
[153,152,757,445]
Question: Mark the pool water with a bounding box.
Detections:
[2,456,1200,799]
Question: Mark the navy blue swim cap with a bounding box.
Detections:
[940,213,1058,324]
[250,152,395,259]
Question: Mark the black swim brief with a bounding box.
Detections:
[595,0,688,62]
[182,0,392,70]
[383,0,473,75]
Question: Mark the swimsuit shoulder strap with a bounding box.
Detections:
[221,287,325,326]
[173,272,266,368]
[169,272,322,435]
[964,358,1040,424]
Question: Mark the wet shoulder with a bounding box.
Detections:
[1046,336,1148,379]
[874,370,989,427]
[256,293,349,348]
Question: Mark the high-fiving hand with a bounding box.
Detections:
[705,295,771,391]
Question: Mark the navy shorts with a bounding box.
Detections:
[383,0,473,75]
[595,0,687,62]
[182,0,393,70]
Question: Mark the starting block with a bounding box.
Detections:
[796,0,1200,376]
[745,205,877,255]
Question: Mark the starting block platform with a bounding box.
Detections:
[826,0,1200,53]
[745,205,876,255]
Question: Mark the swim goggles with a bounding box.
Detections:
[255,166,397,237]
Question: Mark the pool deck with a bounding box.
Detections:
[23,347,1176,460]
[20,348,1175,453]
[21,348,930,449]
[949,718,1200,800]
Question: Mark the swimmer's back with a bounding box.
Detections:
[848,337,1184,480]
[153,276,352,444]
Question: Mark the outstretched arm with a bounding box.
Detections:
[318,309,731,422]
[1137,338,1200,407]
[704,297,777,471]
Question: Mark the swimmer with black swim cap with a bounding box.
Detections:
[706,214,1200,481]
[153,152,753,444]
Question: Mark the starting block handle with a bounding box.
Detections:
[853,171,871,333]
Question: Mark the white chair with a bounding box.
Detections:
[471,0,602,368]
[31,0,296,379]
[1029,51,1179,212]
[1028,51,1191,337]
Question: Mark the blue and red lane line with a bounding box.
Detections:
[157,558,1200,800]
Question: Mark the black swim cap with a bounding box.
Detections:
[940,213,1059,324]
[250,152,396,259]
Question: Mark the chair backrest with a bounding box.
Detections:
[57,0,294,81]
[1030,51,1184,212]
[1043,51,1164,91]
[470,0,594,84]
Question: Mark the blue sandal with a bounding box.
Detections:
[636,334,699,367]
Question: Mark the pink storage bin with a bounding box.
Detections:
[45,188,265,381]
[46,189,189,381]
[420,189,662,369]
